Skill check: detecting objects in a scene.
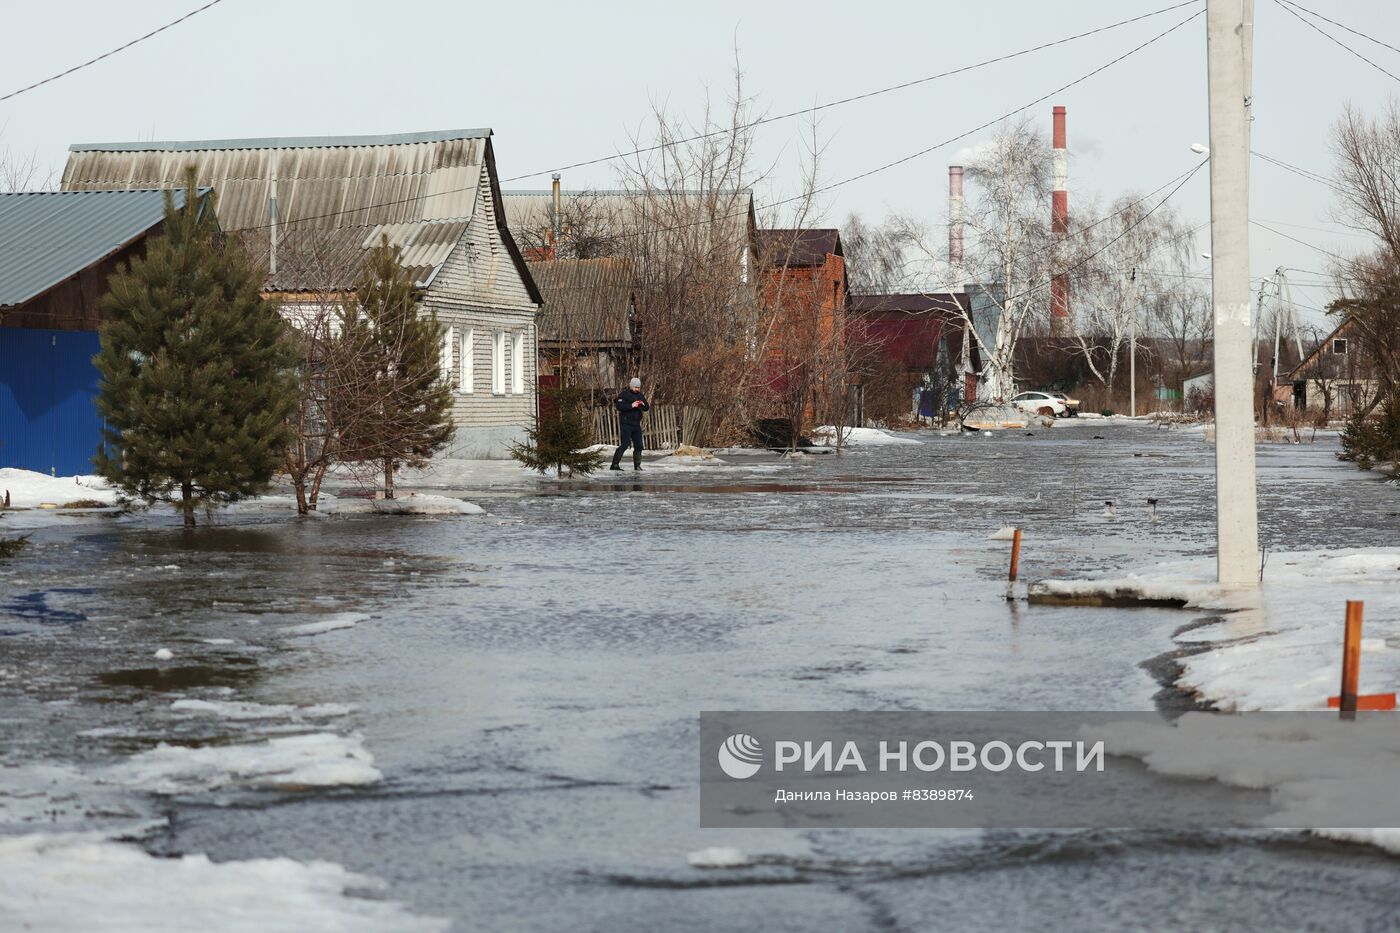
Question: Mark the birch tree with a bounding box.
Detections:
[895,118,1054,401]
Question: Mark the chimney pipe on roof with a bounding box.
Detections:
[1050,105,1069,335]
[948,165,964,288]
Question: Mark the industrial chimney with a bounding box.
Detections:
[1050,105,1069,336]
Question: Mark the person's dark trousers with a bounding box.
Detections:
[611,423,644,470]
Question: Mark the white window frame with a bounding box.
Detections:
[459,329,474,393]
[492,331,506,395]
[512,332,525,395]
[440,325,455,384]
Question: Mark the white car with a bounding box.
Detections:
[1009,391,1067,417]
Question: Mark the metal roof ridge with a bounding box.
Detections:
[69,129,493,153]
[0,187,211,198]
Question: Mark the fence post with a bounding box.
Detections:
[1340,600,1363,721]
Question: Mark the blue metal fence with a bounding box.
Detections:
[0,327,105,476]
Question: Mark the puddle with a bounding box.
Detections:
[0,588,93,635]
[98,661,260,692]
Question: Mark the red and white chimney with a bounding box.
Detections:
[1050,105,1070,335]
[948,165,965,286]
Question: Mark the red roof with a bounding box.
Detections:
[757,228,843,267]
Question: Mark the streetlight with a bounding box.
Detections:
[1191,143,1210,155]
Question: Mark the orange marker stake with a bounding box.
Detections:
[1340,600,1364,721]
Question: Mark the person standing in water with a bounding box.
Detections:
[611,377,649,471]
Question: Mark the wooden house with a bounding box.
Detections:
[61,129,542,458]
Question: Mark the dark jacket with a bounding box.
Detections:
[615,387,650,426]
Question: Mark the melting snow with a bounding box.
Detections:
[0,833,448,932]
[687,846,751,868]
[280,612,369,637]
[104,732,381,794]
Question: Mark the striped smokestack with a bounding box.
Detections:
[948,165,965,286]
[1050,105,1069,335]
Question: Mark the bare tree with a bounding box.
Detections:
[1066,197,1194,397]
[0,142,50,192]
[1150,277,1212,405]
[896,118,1054,401]
[1330,101,1400,411]
[841,212,908,294]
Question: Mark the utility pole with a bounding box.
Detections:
[1206,0,1259,586]
[1128,267,1137,417]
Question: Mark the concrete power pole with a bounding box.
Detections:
[1206,0,1259,586]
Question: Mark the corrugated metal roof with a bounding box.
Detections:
[64,143,484,231]
[68,128,492,153]
[527,258,635,345]
[757,228,843,267]
[0,188,197,308]
[60,129,499,291]
[849,292,967,315]
[254,220,469,292]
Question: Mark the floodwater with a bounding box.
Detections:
[3,419,1400,931]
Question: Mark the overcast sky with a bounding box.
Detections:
[5,0,1398,325]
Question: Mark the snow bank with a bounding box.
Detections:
[687,846,751,868]
[322,493,484,515]
[280,612,370,637]
[0,469,120,509]
[105,732,381,794]
[1030,549,1400,712]
[810,426,920,447]
[0,833,448,932]
[1099,713,1400,853]
[171,699,352,720]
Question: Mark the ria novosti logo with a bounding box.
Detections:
[717,733,763,779]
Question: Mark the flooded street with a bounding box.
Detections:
[4,420,1400,930]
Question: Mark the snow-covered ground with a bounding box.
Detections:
[809,425,921,447]
[1034,548,1400,856]
[1029,548,1400,711]
[0,468,120,509]
[0,833,448,932]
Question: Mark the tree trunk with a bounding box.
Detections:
[383,458,395,499]
[181,475,196,528]
[309,463,328,512]
[292,478,308,516]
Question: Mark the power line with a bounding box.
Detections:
[1271,0,1400,85]
[992,162,1207,311]
[1250,150,1344,193]
[244,5,1203,241]
[526,168,1210,295]
[500,0,1204,183]
[1275,0,1400,59]
[1249,217,1372,240]
[1251,220,1349,262]
[0,0,228,103]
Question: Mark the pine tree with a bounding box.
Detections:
[1340,390,1400,474]
[94,171,298,527]
[511,385,606,476]
[337,237,454,497]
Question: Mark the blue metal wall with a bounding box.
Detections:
[0,327,105,476]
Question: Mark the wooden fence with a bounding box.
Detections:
[592,404,711,451]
